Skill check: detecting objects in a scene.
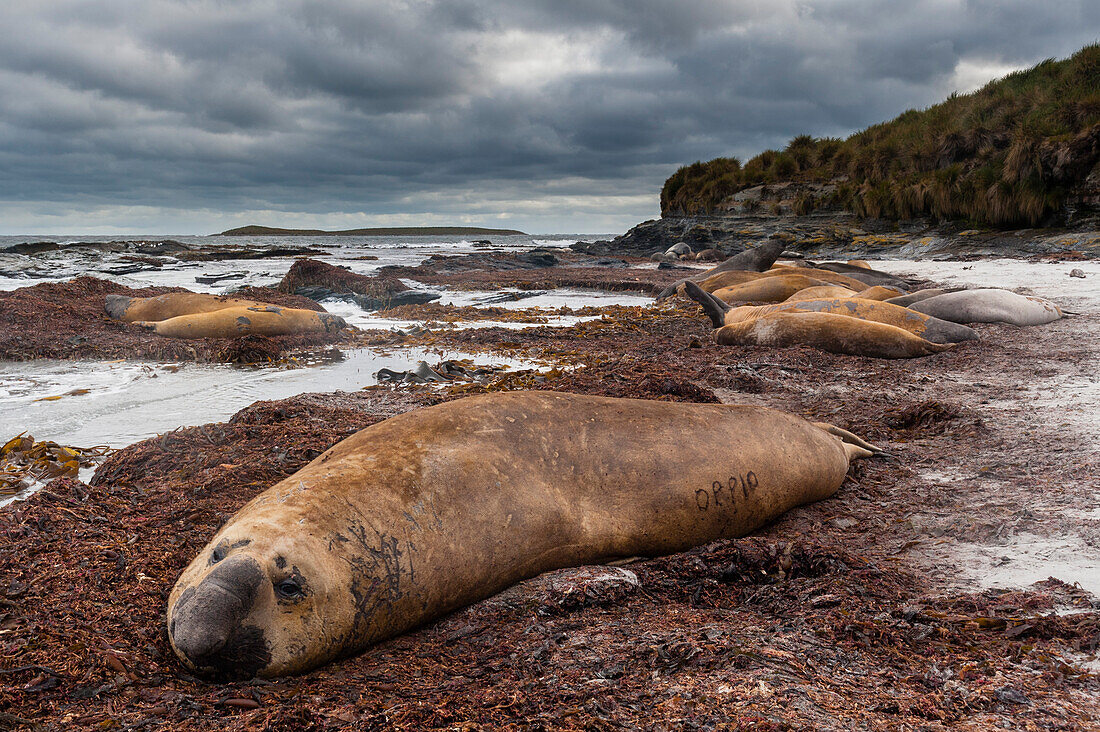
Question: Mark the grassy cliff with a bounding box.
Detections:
[662,44,1100,226]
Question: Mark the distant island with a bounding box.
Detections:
[216,225,527,237]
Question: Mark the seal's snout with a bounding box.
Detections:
[170,556,269,675]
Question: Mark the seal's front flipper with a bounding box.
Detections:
[656,279,689,301]
[683,281,731,328]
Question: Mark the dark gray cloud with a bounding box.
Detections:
[0,0,1096,233]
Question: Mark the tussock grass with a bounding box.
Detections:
[662,44,1100,226]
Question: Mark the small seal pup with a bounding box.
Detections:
[136,306,346,338]
[908,289,1063,326]
[168,391,881,677]
[105,292,280,322]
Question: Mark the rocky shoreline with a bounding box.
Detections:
[574,212,1100,261]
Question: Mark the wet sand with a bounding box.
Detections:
[1,256,1098,730]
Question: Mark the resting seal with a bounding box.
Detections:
[106,293,275,322]
[714,312,953,358]
[168,391,880,677]
[684,283,956,357]
[655,241,787,299]
[784,286,858,302]
[908,289,1063,326]
[711,274,834,304]
[137,306,346,338]
[801,261,912,289]
[884,288,960,307]
[687,284,977,345]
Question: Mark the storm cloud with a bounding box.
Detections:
[0,1,1096,233]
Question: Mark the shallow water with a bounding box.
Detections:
[0,348,542,450]
[0,233,597,293]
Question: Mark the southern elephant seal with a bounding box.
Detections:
[784,286,859,302]
[711,274,834,304]
[801,261,913,289]
[884,288,960,307]
[137,305,346,339]
[167,391,880,678]
[656,241,787,299]
[685,282,977,345]
[851,285,907,301]
[106,292,279,322]
[714,311,954,358]
[909,289,1063,326]
[766,265,874,291]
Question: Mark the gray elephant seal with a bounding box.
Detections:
[884,288,962,307]
[909,289,1063,326]
[167,391,879,678]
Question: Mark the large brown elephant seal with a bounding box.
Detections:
[801,261,912,289]
[106,292,277,322]
[137,305,346,339]
[711,274,834,304]
[784,286,859,302]
[655,241,787,299]
[685,282,975,347]
[908,289,1063,326]
[714,312,953,358]
[167,391,880,678]
[852,285,907,301]
[766,265,873,291]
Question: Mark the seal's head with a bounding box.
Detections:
[167,514,356,678]
[318,312,347,332]
[104,294,133,320]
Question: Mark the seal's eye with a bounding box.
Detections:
[210,545,226,564]
[275,579,304,600]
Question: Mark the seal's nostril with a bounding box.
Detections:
[172,626,230,664]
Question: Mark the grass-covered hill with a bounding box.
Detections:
[662,44,1100,226]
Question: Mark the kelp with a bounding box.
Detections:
[0,433,111,495]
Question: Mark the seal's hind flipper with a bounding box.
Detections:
[812,422,884,455]
[683,281,731,328]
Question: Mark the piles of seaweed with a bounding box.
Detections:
[0,277,350,362]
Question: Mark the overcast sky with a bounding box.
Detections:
[0,1,1096,235]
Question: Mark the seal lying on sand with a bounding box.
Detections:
[801,262,912,289]
[684,283,956,358]
[106,292,276,322]
[711,274,835,304]
[714,312,954,358]
[884,288,959,307]
[168,391,881,678]
[908,289,1063,326]
[136,306,346,339]
[686,285,978,345]
[655,241,787,299]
